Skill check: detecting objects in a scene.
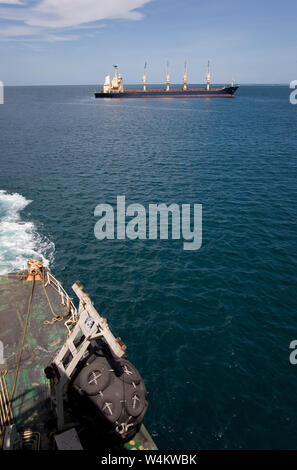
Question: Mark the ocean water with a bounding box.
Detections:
[0,85,296,449]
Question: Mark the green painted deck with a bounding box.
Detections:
[0,270,69,449]
[0,269,157,451]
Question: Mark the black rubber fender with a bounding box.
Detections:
[75,357,111,396]
[96,392,122,424]
[125,386,147,417]
[118,359,141,385]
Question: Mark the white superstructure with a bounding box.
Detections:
[103,65,124,93]
[183,61,187,91]
[206,60,211,91]
[166,61,170,91]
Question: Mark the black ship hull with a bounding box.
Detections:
[94,86,239,99]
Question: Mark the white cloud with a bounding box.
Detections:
[0,0,152,35]
[29,0,151,28]
[0,1,23,4]
[0,24,36,37]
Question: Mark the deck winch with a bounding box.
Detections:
[26,258,43,281]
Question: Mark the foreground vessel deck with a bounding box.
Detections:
[0,268,157,450]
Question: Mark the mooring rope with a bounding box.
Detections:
[42,272,69,325]
[4,275,36,429]
[0,370,13,437]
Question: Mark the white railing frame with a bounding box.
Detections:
[44,270,78,332]
[51,281,126,430]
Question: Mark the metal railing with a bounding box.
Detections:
[44,270,78,332]
[51,281,126,429]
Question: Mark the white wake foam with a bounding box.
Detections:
[0,190,55,275]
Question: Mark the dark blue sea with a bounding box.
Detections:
[0,85,296,449]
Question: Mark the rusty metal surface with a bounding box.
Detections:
[0,269,158,451]
[0,270,69,449]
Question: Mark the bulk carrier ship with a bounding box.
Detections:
[94,62,239,98]
[0,260,157,451]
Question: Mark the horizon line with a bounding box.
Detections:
[3,82,291,87]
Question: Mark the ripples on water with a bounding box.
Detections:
[0,85,296,449]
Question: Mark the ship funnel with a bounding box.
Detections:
[183,61,187,91]
[143,61,147,92]
[166,60,170,91]
[231,75,235,87]
[206,60,210,91]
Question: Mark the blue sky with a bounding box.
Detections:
[0,0,296,85]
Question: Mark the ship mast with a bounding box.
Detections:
[231,75,235,87]
[143,61,147,92]
[166,60,170,91]
[183,61,187,91]
[206,60,210,91]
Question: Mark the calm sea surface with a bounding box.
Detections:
[0,85,296,449]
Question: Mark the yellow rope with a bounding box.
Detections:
[0,268,70,446]
[21,430,40,450]
[42,272,69,325]
[0,370,13,435]
[3,276,36,429]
